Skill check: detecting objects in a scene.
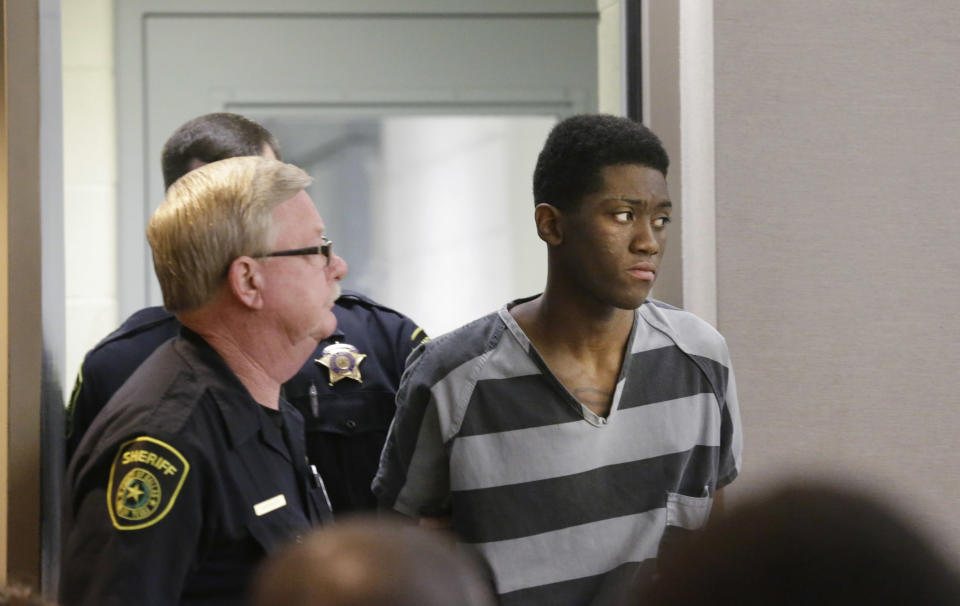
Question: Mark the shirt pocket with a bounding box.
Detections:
[244,492,312,553]
[295,390,396,437]
[665,491,713,530]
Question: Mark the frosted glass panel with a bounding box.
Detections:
[262,116,556,337]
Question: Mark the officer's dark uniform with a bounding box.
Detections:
[65,306,179,458]
[61,328,332,606]
[282,291,427,513]
[66,290,427,514]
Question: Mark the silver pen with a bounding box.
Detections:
[308,383,319,418]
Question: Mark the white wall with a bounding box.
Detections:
[61,0,117,392]
[377,117,553,336]
[266,115,555,337]
[597,0,624,115]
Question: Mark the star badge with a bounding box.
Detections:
[316,343,367,385]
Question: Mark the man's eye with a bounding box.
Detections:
[653,216,672,228]
[613,211,634,223]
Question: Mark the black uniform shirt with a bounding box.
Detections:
[66,290,427,513]
[283,290,428,513]
[61,328,331,606]
[65,306,180,458]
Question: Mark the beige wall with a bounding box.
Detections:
[1,0,9,581]
[2,0,45,585]
[714,0,960,555]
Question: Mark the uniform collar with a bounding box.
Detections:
[255,404,303,464]
[176,327,273,450]
[279,400,308,465]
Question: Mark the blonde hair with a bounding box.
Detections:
[147,156,313,313]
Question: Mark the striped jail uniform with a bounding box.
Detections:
[373,298,742,606]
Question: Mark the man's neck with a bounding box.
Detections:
[200,331,284,409]
[180,311,305,410]
[511,288,635,358]
[510,288,635,418]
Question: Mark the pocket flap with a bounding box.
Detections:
[666,492,713,530]
[291,391,396,435]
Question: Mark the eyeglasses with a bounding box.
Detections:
[255,237,333,267]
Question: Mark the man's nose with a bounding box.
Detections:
[328,253,348,281]
[631,222,661,256]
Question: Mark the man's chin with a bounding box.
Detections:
[311,314,339,342]
[610,288,653,310]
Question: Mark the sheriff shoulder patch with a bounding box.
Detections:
[107,436,190,531]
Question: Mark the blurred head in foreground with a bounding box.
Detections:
[637,481,960,606]
[250,517,495,606]
[0,584,55,606]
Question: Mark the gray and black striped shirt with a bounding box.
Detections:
[373,299,742,606]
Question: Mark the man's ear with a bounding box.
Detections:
[226,256,266,310]
[534,203,564,246]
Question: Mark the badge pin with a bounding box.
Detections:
[316,343,367,385]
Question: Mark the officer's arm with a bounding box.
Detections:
[396,318,429,372]
[64,368,87,459]
[64,362,106,462]
[61,436,205,606]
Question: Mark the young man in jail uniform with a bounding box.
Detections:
[62,157,343,605]
[374,114,742,606]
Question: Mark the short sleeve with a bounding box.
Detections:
[372,346,451,517]
[65,367,91,458]
[60,435,207,606]
[717,352,742,489]
[64,313,180,461]
[65,360,110,462]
